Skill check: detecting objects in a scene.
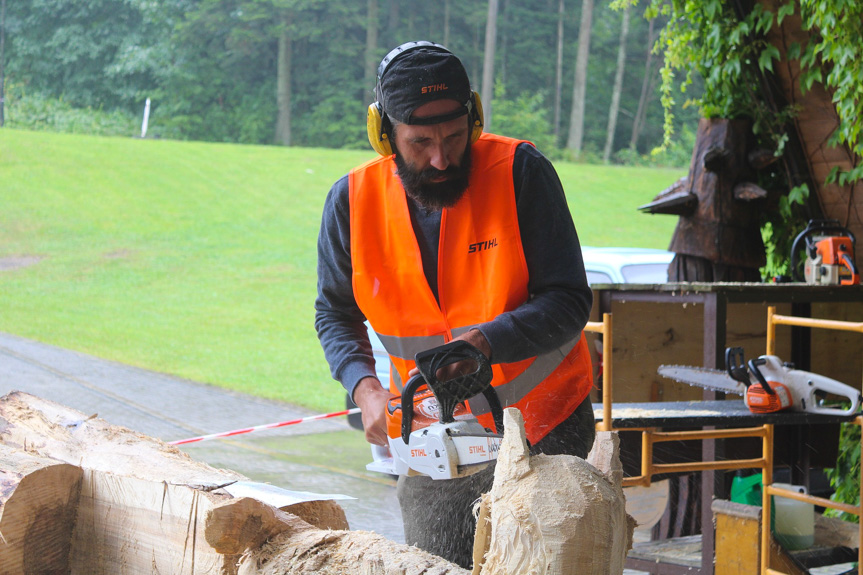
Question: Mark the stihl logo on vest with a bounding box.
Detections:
[421,83,448,94]
[468,238,498,253]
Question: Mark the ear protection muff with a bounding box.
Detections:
[468,91,485,143]
[366,92,483,157]
[367,41,484,156]
[366,102,393,156]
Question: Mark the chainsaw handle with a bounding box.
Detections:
[786,369,863,417]
[840,252,860,285]
[725,347,751,387]
[480,384,505,436]
[400,340,499,444]
[747,357,776,395]
[399,373,427,444]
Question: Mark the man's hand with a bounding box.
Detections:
[407,329,492,381]
[352,376,394,446]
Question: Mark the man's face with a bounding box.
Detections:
[391,99,472,212]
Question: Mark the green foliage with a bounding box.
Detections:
[759,183,810,280]
[825,422,861,523]
[490,81,558,159]
[1,0,686,159]
[649,0,863,185]
[799,0,863,185]
[3,84,139,136]
[3,0,185,111]
[648,0,785,153]
[613,122,695,168]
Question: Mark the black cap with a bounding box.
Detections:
[377,42,472,126]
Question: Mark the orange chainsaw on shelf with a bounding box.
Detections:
[366,340,505,480]
[790,219,860,286]
[659,347,862,416]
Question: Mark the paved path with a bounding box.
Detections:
[0,332,404,541]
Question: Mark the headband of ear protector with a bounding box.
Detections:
[367,41,484,157]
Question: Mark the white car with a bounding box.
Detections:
[581,246,674,285]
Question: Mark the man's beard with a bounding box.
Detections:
[392,143,472,212]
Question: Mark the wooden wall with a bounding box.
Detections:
[587,297,863,404]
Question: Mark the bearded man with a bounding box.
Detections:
[314,41,595,569]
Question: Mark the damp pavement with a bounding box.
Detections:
[0,331,405,543]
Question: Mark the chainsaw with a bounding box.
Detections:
[658,347,862,416]
[790,219,860,285]
[366,340,505,480]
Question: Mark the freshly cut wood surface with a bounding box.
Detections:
[0,390,244,487]
[237,527,470,575]
[0,445,82,575]
[68,470,238,574]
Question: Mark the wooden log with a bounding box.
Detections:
[472,409,635,575]
[0,391,467,574]
[3,392,637,575]
[237,528,470,574]
[0,445,82,575]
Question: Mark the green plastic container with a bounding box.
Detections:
[730,472,763,506]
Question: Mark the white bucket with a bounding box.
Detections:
[772,483,814,550]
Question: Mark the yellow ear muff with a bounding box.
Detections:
[367,102,393,156]
[470,91,484,144]
[367,90,484,157]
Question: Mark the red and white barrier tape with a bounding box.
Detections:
[169,407,361,445]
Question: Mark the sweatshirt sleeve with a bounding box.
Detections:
[477,143,593,364]
[314,175,380,400]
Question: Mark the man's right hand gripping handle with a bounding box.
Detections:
[352,376,393,446]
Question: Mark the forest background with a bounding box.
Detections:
[0,0,699,166]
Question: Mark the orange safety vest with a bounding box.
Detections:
[349,132,592,444]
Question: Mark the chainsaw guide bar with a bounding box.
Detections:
[657,365,746,395]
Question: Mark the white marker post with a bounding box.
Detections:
[141,98,151,138]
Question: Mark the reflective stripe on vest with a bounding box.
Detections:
[374,327,580,411]
[349,132,593,444]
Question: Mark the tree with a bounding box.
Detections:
[364,0,379,99]
[0,0,6,127]
[553,0,565,143]
[3,0,685,158]
[481,0,500,131]
[3,0,182,112]
[566,0,594,155]
[602,3,629,163]
[275,19,292,145]
[629,17,657,150]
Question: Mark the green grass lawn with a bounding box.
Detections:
[0,128,683,413]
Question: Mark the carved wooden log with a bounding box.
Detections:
[472,409,635,575]
[667,117,766,272]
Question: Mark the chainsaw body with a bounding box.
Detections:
[727,348,861,415]
[792,219,860,285]
[748,355,861,416]
[366,340,504,480]
[660,347,862,416]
